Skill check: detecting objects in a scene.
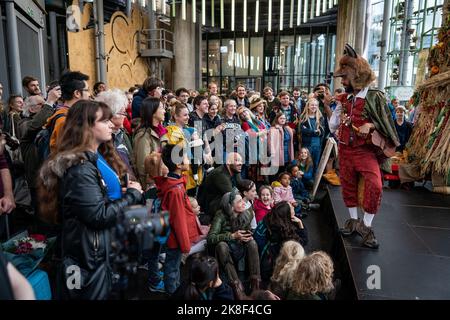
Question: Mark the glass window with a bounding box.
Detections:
[279,35,295,91]
[208,40,220,77]
[250,37,263,76]
[264,33,279,74]
[311,34,327,86]
[222,38,235,76]
[235,37,249,76]
[294,35,310,77]
[367,1,384,76]
[279,36,295,76]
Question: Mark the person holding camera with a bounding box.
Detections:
[207,188,261,300]
[38,100,143,300]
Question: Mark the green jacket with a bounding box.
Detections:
[18,103,55,188]
[207,209,253,246]
[133,127,162,187]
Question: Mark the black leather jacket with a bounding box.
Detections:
[58,151,143,271]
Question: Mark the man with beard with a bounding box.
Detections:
[200,152,243,218]
[329,44,399,249]
[207,188,260,299]
[22,76,41,97]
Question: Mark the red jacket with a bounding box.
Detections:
[253,199,272,223]
[155,175,201,253]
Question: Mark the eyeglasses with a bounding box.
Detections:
[116,112,128,117]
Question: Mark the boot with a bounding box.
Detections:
[339,218,360,237]
[356,222,379,249]
[230,280,250,300]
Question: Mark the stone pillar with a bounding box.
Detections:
[334,0,370,89]
[173,2,200,90]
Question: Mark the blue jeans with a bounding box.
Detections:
[163,247,182,294]
[143,242,162,286]
[306,145,321,176]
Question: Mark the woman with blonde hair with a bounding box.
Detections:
[162,101,203,195]
[299,97,324,175]
[269,240,305,299]
[287,251,335,300]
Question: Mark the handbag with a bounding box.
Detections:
[370,130,396,158]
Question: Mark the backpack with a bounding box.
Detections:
[34,113,66,161]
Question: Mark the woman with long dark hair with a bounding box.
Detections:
[133,97,167,191]
[259,201,308,279]
[38,100,143,300]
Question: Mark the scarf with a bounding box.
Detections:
[153,123,168,138]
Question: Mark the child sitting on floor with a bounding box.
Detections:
[271,172,303,218]
[253,185,274,223]
[292,147,314,189]
[269,240,306,299]
[287,251,336,300]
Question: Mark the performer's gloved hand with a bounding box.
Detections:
[357,123,375,137]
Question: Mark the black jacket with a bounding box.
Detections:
[56,152,143,271]
[200,165,242,216]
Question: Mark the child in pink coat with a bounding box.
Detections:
[271,172,302,217]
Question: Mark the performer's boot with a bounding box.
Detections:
[356,221,379,249]
[339,218,360,237]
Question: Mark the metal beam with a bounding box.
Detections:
[49,11,61,79]
[378,0,392,90]
[97,0,107,83]
[5,1,22,94]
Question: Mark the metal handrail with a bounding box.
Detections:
[138,28,174,53]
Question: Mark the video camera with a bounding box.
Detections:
[122,204,170,252]
[110,204,170,297]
